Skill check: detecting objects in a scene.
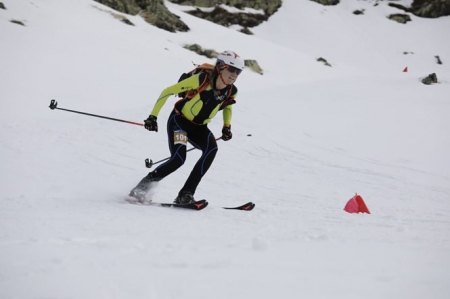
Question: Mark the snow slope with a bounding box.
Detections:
[1,0,449,298]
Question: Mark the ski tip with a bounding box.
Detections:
[242,202,255,211]
[223,202,255,211]
[194,200,208,210]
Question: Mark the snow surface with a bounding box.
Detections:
[1,0,450,298]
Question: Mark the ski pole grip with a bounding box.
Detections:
[145,158,153,168]
[49,99,58,110]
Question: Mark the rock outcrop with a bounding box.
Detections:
[94,0,189,32]
[388,0,450,18]
[411,0,450,18]
[172,0,281,34]
[94,0,281,34]
[169,0,281,15]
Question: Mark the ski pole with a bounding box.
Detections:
[49,99,144,126]
[145,137,223,168]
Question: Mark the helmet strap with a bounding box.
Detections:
[219,72,228,86]
[215,63,230,88]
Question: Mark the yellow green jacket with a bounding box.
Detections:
[150,72,237,126]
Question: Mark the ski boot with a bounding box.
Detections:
[128,172,159,202]
[174,191,196,204]
[128,188,147,202]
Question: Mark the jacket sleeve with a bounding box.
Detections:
[222,105,232,127]
[149,74,200,117]
[222,90,237,127]
[222,89,237,126]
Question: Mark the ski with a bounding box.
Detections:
[126,197,208,211]
[223,202,255,211]
[126,197,254,211]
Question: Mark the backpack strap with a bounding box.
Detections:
[219,85,236,110]
[184,72,210,100]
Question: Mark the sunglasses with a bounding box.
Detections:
[224,65,242,75]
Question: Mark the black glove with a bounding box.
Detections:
[221,125,232,141]
[144,115,158,132]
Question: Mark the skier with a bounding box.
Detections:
[129,50,244,204]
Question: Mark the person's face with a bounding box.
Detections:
[220,65,242,85]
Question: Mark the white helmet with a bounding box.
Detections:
[216,50,245,71]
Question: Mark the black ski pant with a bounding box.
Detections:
[151,111,218,195]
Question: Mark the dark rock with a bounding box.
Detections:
[388,3,410,12]
[410,0,450,18]
[310,0,340,6]
[186,6,268,28]
[240,27,253,35]
[169,0,282,15]
[94,0,189,32]
[0,2,6,10]
[245,60,263,75]
[93,0,141,15]
[389,0,450,18]
[183,44,219,59]
[435,56,443,65]
[10,20,25,26]
[139,0,189,32]
[421,73,438,85]
[353,10,365,15]
[121,18,134,25]
[93,0,282,32]
[317,57,332,67]
[388,13,412,24]
[169,0,281,29]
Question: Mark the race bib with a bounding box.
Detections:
[174,130,188,145]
